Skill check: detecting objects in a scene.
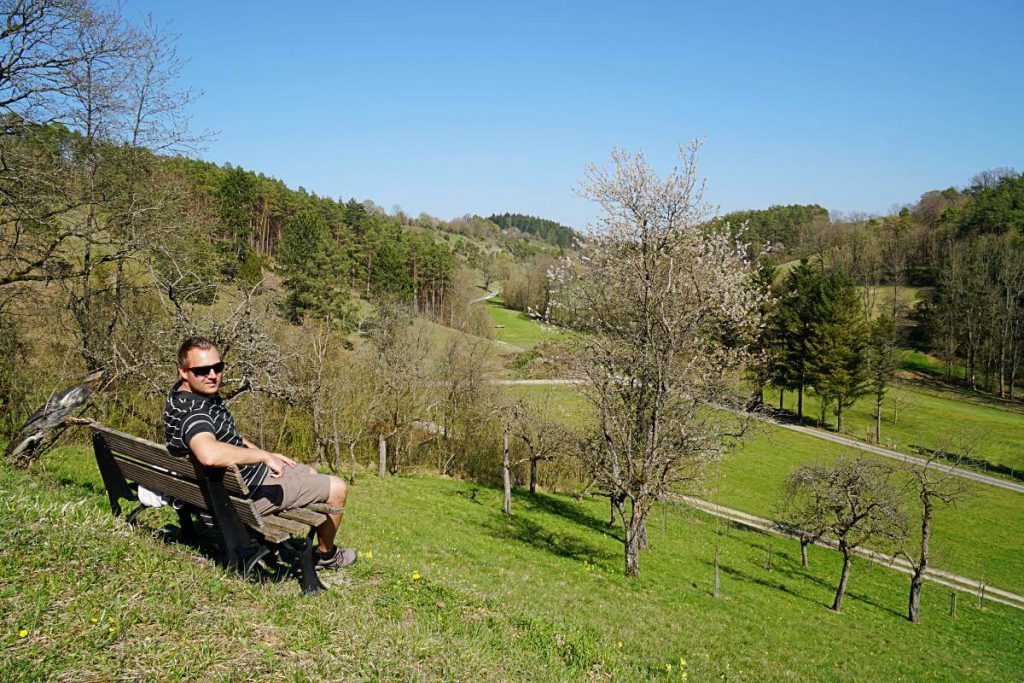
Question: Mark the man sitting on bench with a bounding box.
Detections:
[163,336,357,569]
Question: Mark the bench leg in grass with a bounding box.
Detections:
[175,507,199,544]
[124,503,148,526]
[92,431,135,517]
[278,535,326,595]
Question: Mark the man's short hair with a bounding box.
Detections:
[177,336,219,367]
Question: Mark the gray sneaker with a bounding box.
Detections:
[316,546,357,570]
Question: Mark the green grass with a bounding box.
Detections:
[416,316,519,358]
[509,384,1024,595]
[762,381,1024,475]
[857,285,926,318]
[3,452,1023,681]
[714,424,1024,594]
[902,350,1024,399]
[485,297,570,350]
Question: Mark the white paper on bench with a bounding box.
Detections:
[137,485,171,508]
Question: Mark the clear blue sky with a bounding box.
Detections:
[126,1,1023,228]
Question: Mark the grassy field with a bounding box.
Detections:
[3,452,1022,681]
[511,384,1024,595]
[902,350,1024,398]
[485,297,570,350]
[762,381,1024,476]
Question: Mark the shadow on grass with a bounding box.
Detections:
[717,521,906,619]
[909,443,1024,483]
[482,511,616,565]
[517,490,623,542]
[51,474,108,498]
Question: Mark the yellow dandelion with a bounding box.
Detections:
[90,618,98,624]
[411,571,421,581]
[680,657,687,666]
[18,629,28,638]
[107,617,115,623]
[667,663,673,672]
[364,551,374,560]
[108,627,115,634]
[617,641,623,649]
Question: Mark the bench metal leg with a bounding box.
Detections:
[124,503,147,526]
[92,432,135,517]
[240,545,272,580]
[176,507,199,544]
[293,537,326,595]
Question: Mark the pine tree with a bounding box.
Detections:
[807,274,870,431]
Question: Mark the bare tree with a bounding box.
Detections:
[362,301,433,476]
[511,391,574,495]
[898,449,972,623]
[563,142,766,577]
[781,456,907,612]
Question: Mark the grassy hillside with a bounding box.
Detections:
[3,452,1023,681]
[485,297,570,350]
[512,384,1024,595]
[763,382,1024,476]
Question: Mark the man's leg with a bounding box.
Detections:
[315,474,347,553]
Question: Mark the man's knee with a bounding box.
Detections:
[328,475,347,506]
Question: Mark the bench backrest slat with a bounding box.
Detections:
[92,425,249,497]
[114,456,262,527]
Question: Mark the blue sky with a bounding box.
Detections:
[126,1,1023,228]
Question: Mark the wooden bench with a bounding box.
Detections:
[91,424,334,594]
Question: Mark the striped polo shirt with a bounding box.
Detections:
[163,380,268,490]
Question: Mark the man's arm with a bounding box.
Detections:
[188,432,296,477]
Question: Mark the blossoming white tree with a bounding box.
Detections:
[565,142,766,577]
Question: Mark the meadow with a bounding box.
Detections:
[512,384,1024,596]
[762,380,1024,476]
[484,297,570,350]
[2,450,1022,682]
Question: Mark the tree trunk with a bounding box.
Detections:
[502,424,512,515]
[798,384,804,421]
[779,388,785,411]
[529,456,538,495]
[875,396,883,444]
[836,402,843,432]
[909,501,933,623]
[624,505,647,578]
[893,379,900,424]
[908,568,924,624]
[800,539,809,568]
[832,546,852,612]
[378,433,386,477]
[349,442,358,483]
[638,515,649,550]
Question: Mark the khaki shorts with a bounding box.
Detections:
[251,465,331,516]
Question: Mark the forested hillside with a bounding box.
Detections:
[711,203,830,255]
[487,212,577,249]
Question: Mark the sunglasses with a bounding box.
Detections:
[188,361,225,377]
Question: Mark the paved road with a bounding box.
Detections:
[470,290,500,304]
[492,378,1024,494]
[751,413,1024,494]
[679,496,1024,610]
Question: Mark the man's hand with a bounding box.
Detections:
[263,451,297,478]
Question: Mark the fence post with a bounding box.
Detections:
[949,591,957,618]
[713,546,721,598]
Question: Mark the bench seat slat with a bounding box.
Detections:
[114,457,262,528]
[93,425,249,496]
[262,514,309,536]
[249,522,292,544]
[278,508,326,527]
